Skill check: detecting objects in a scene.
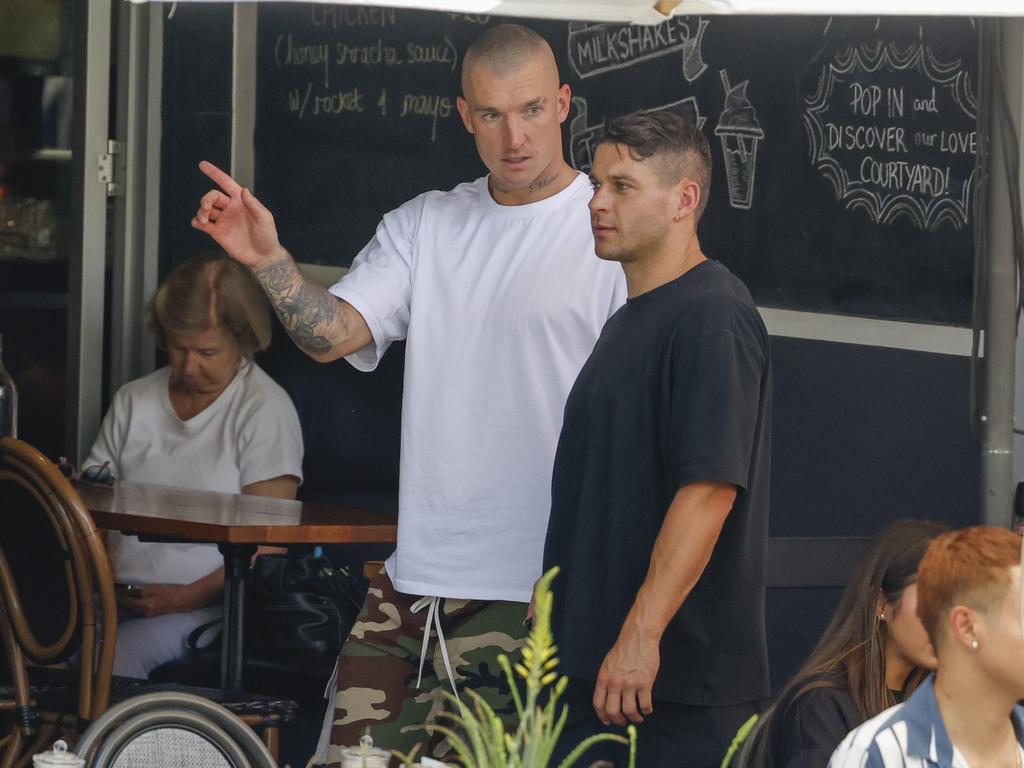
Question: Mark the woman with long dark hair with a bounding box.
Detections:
[744,519,946,768]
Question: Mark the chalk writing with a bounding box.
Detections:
[406,37,458,71]
[274,33,459,81]
[313,86,365,115]
[334,39,401,68]
[398,93,454,142]
[287,81,312,120]
[568,97,604,172]
[310,6,398,29]
[445,13,490,24]
[803,41,977,231]
[271,24,462,143]
[275,34,330,88]
[281,82,454,140]
[567,18,708,82]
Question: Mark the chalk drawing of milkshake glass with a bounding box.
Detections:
[715,70,764,210]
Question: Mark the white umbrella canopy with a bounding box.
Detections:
[128,0,1024,21]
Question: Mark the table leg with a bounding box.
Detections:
[218,543,256,694]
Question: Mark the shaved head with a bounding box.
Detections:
[462,24,555,93]
[456,22,572,205]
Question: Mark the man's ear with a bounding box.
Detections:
[949,604,978,650]
[557,83,572,124]
[456,96,474,134]
[675,178,701,222]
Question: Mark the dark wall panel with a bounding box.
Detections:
[766,587,843,694]
[159,3,233,277]
[770,336,979,537]
[766,335,979,690]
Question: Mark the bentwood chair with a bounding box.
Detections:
[74,691,277,768]
[0,438,295,766]
[0,436,117,767]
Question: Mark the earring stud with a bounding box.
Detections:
[878,612,885,620]
[971,639,979,650]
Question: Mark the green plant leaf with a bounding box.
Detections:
[429,566,639,768]
[426,723,477,767]
[555,733,629,768]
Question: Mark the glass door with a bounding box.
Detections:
[0,0,113,462]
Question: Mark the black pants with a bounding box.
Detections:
[550,676,761,768]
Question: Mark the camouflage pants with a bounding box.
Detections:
[320,568,528,767]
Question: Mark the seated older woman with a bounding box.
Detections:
[84,251,303,679]
[828,525,1024,768]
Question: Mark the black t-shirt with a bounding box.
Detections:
[767,675,907,768]
[543,259,772,706]
[766,680,861,768]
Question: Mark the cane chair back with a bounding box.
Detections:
[0,437,117,766]
[75,691,277,768]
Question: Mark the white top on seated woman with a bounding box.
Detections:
[85,251,304,679]
[829,525,1024,768]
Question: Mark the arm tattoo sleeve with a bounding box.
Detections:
[253,258,338,357]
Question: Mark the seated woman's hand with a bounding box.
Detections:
[118,583,201,618]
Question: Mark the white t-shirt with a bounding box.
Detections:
[330,173,626,602]
[85,358,304,586]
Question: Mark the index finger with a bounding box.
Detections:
[199,160,242,197]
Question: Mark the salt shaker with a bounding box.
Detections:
[33,740,84,768]
[339,733,391,767]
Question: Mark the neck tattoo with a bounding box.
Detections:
[528,172,560,193]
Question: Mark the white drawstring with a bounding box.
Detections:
[409,596,461,703]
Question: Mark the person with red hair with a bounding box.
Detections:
[828,525,1024,768]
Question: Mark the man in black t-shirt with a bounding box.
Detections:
[543,111,772,767]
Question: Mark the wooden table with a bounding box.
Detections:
[76,480,397,693]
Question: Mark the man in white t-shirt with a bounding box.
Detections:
[191,24,625,763]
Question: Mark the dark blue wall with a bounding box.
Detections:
[766,335,978,690]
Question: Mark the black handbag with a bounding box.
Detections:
[245,554,367,668]
[186,554,368,673]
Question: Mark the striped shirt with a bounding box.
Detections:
[828,676,1024,768]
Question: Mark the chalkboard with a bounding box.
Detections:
[254,6,978,324]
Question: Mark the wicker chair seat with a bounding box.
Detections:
[0,668,297,728]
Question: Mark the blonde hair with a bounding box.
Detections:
[462,23,552,90]
[149,252,271,357]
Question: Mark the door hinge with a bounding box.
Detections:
[98,140,125,197]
